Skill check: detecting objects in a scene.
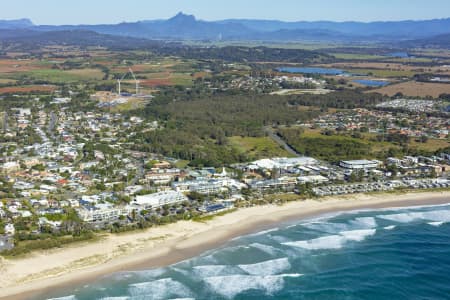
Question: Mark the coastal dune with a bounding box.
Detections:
[0,191,449,300]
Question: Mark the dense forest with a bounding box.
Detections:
[125,88,388,166]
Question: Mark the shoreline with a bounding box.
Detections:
[1,190,449,300]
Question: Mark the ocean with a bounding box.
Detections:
[43,203,450,300]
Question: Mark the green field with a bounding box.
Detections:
[332,53,386,60]
[0,78,17,84]
[12,68,105,83]
[170,73,193,86]
[229,136,293,160]
[346,68,415,77]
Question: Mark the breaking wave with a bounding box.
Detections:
[129,278,192,300]
[192,264,242,278]
[238,258,291,275]
[384,225,396,230]
[283,229,376,250]
[203,274,302,299]
[377,209,450,224]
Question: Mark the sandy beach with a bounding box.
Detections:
[0,190,449,300]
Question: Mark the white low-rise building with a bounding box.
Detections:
[4,223,15,235]
[39,217,62,229]
[77,204,129,222]
[297,175,329,184]
[248,157,319,170]
[173,178,246,194]
[133,191,188,209]
[339,160,380,170]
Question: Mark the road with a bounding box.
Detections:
[263,126,301,157]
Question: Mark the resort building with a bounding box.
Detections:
[133,191,188,209]
[76,204,129,223]
[172,178,245,194]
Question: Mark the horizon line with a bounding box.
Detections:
[2,12,450,26]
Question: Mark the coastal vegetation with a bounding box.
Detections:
[277,128,449,162]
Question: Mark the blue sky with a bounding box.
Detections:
[2,0,450,25]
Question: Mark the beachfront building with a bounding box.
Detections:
[172,178,246,195]
[76,203,129,223]
[133,191,188,209]
[339,160,381,170]
[249,176,298,192]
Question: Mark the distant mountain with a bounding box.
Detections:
[403,33,450,49]
[1,13,450,45]
[32,13,254,40]
[0,29,169,50]
[218,18,450,39]
[0,18,34,29]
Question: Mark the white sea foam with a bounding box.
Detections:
[283,235,346,250]
[249,227,279,236]
[302,222,350,234]
[428,221,444,227]
[269,235,292,244]
[100,297,130,300]
[121,268,166,279]
[283,229,376,250]
[238,258,290,275]
[340,229,376,242]
[384,225,396,230]
[192,265,241,278]
[204,274,302,299]
[47,296,77,300]
[377,209,450,224]
[129,278,192,300]
[249,243,282,256]
[350,217,377,229]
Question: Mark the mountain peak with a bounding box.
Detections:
[169,12,196,23]
[0,18,34,29]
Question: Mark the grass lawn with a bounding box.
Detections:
[109,98,147,112]
[174,160,190,168]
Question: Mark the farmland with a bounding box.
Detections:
[0,85,56,94]
[371,81,450,97]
